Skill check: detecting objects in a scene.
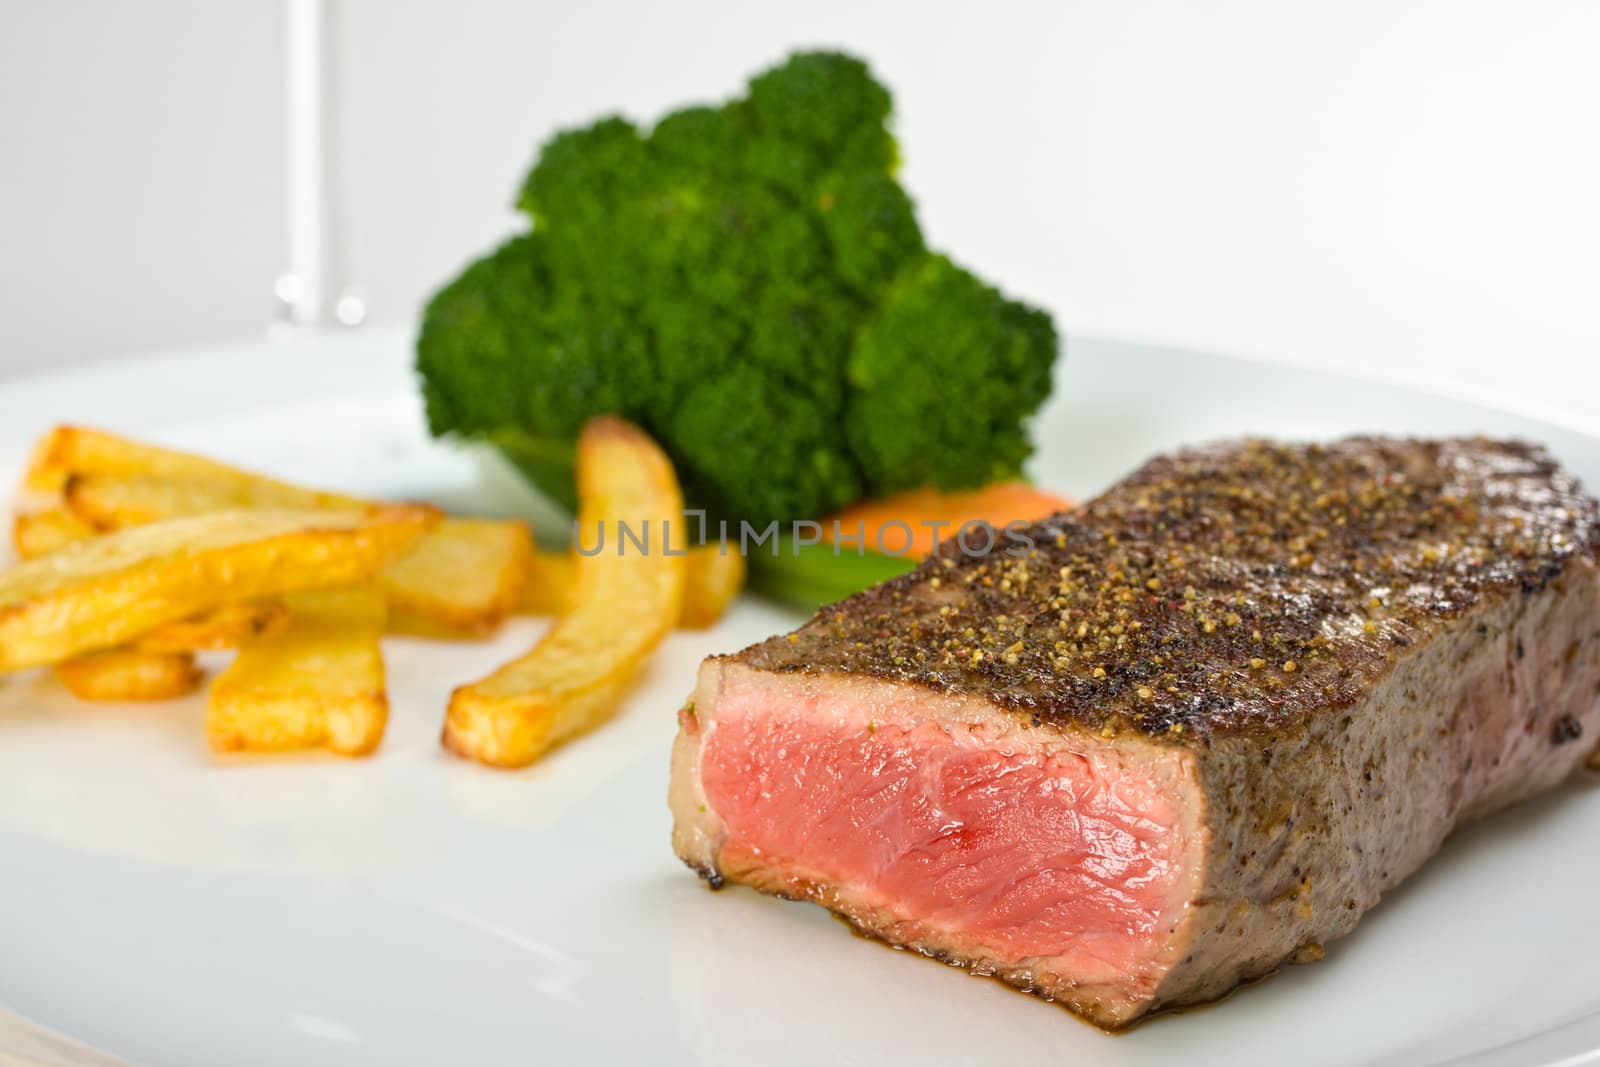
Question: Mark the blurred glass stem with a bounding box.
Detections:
[277,0,364,330]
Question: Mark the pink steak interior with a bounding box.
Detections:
[698,677,1194,991]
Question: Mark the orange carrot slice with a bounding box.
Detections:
[821,482,1075,559]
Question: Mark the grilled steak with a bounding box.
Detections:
[668,437,1600,1028]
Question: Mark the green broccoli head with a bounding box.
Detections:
[847,255,1059,493]
[739,51,895,192]
[417,50,1059,526]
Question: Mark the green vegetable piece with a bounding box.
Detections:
[848,255,1059,494]
[417,48,1060,547]
[745,539,917,614]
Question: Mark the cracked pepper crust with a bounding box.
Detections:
[737,437,1600,741]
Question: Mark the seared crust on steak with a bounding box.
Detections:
[740,437,1600,739]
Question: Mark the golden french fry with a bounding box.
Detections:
[65,472,362,529]
[516,543,744,629]
[132,600,290,654]
[443,417,685,768]
[382,518,534,637]
[515,550,573,616]
[25,425,365,506]
[679,546,746,629]
[0,506,435,672]
[24,425,203,492]
[207,587,388,756]
[54,648,203,702]
[13,507,97,560]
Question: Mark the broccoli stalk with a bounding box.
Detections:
[417,50,1059,605]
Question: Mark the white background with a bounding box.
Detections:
[3,0,1597,423]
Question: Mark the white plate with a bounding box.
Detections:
[1,328,1597,1067]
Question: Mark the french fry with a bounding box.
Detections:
[0,506,435,672]
[24,425,364,506]
[54,648,203,702]
[515,550,572,615]
[443,418,685,768]
[516,544,745,628]
[61,463,531,637]
[132,600,290,654]
[383,518,535,637]
[679,546,746,629]
[13,507,96,560]
[207,587,389,755]
[65,472,361,529]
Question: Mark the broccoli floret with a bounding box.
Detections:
[417,50,1059,526]
[847,255,1058,493]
